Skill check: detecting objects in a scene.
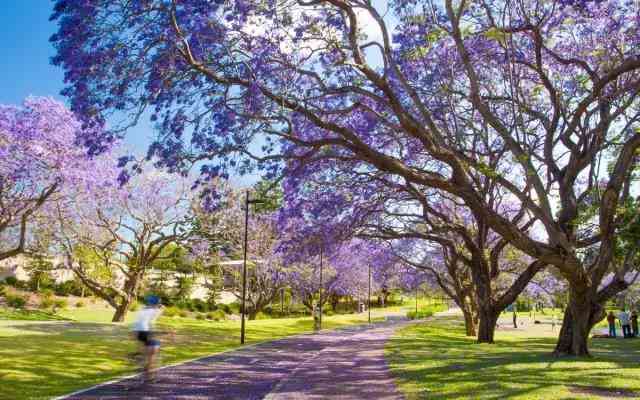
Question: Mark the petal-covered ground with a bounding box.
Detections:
[62,319,409,400]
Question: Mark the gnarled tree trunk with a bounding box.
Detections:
[111,272,143,323]
[553,286,607,356]
[461,305,478,337]
[477,306,499,343]
[112,297,133,322]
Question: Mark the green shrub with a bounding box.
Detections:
[53,299,68,311]
[324,310,335,316]
[39,296,55,309]
[210,310,226,321]
[129,302,140,312]
[6,294,27,309]
[406,310,435,320]
[179,310,189,318]
[4,277,18,287]
[75,301,85,308]
[255,311,270,320]
[218,304,231,314]
[54,280,84,297]
[228,302,241,314]
[192,299,208,312]
[163,306,179,318]
[195,313,205,320]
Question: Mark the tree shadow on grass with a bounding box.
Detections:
[387,317,640,400]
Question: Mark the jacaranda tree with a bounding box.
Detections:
[51,0,640,355]
[52,164,196,322]
[0,97,104,261]
[195,186,288,319]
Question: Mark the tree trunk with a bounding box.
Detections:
[477,307,499,343]
[553,289,602,356]
[112,298,132,322]
[462,306,478,337]
[111,273,142,323]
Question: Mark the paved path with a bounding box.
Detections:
[63,318,410,400]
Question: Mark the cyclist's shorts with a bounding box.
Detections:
[136,331,160,348]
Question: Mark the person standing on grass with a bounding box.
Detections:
[132,295,163,382]
[632,310,639,337]
[607,311,617,338]
[619,309,632,338]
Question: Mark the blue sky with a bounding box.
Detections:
[0,2,63,105]
[0,1,155,154]
[0,2,260,186]
[0,2,392,188]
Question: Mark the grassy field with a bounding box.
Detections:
[387,313,640,400]
[0,302,404,400]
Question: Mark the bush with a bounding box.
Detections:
[195,313,205,320]
[228,302,241,314]
[28,272,55,292]
[255,311,270,320]
[218,304,231,314]
[163,306,179,318]
[129,302,140,312]
[192,299,208,313]
[4,277,18,287]
[6,294,27,309]
[324,310,335,317]
[179,310,189,318]
[406,310,435,320]
[39,296,55,310]
[208,310,226,321]
[53,299,68,311]
[75,301,85,308]
[54,280,84,297]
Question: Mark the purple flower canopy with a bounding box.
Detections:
[0,97,115,257]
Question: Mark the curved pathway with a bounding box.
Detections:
[62,318,410,400]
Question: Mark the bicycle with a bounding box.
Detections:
[126,329,174,384]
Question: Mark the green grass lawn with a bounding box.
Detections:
[0,305,393,400]
[387,314,640,400]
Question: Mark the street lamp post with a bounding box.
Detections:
[368,264,371,324]
[319,245,323,329]
[240,190,263,345]
[415,283,419,315]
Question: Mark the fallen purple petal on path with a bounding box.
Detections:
[62,319,409,400]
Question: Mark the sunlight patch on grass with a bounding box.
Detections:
[0,308,394,400]
[387,315,640,400]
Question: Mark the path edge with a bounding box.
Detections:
[52,317,404,400]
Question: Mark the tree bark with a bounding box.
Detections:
[477,306,499,343]
[111,273,142,323]
[112,297,132,322]
[553,291,601,356]
[553,306,591,356]
[461,305,478,337]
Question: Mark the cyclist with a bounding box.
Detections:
[132,295,163,382]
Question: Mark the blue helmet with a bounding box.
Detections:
[145,295,160,306]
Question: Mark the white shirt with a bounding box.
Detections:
[619,311,630,325]
[132,307,162,332]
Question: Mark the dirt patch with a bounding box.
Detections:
[569,385,639,398]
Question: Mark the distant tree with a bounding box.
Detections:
[195,187,287,319]
[52,167,196,322]
[0,97,106,261]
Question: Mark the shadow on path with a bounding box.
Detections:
[62,318,411,400]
